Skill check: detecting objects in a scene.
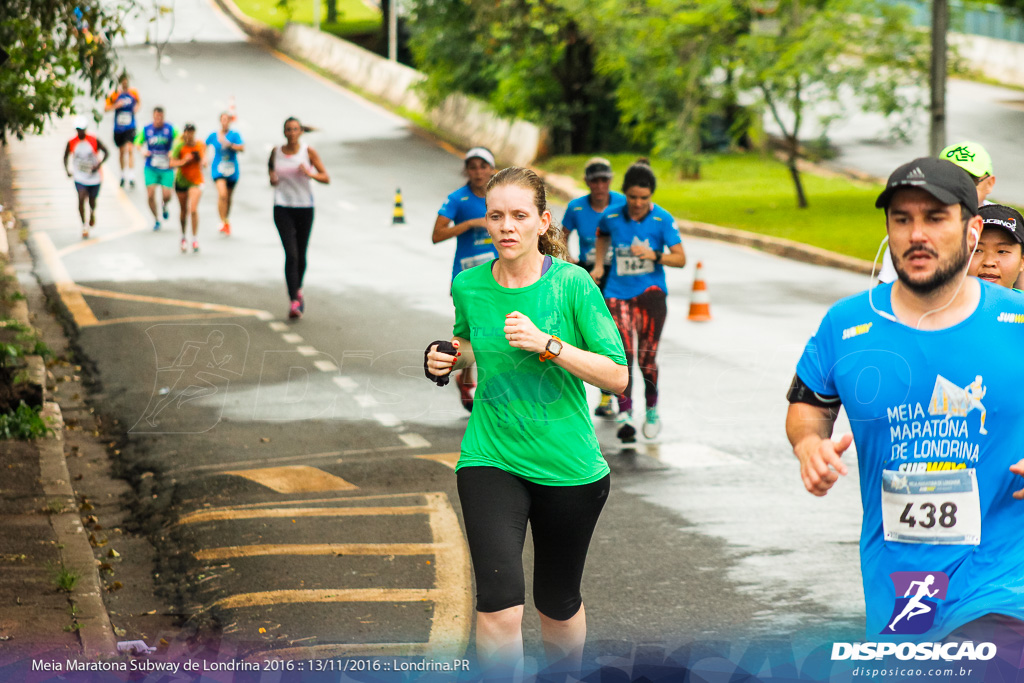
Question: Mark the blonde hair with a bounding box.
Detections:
[486,167,569,260]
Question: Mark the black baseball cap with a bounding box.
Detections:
[584,157,613,181]
[875,157,979,216]
[978,204,1024,245]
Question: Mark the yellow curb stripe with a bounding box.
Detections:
[415,452,460,470]
[223,466,358,494]
[84,312,256,327]
[75,285,270,317]
[211,588,436,611]
[195,543,440,560]
[175,505,428,526]
[189,492,429,511]
[30,232,99,327]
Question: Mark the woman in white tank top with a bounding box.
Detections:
[268,117,330,319]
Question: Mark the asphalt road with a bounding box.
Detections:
[7,0,882,670]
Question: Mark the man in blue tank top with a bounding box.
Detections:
[787,158,1024,649]
[135,107,175,231]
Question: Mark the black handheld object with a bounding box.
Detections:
[424,340,457,386]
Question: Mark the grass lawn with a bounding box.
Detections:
[232,0,380,36]
[539,153,889,262]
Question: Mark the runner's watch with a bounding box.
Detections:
[539,336,563,362]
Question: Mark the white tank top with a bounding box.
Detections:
[273,143,314,208]
[70,135,102,185]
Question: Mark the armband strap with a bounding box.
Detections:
[424,340,457,387]
[786,373,841,408]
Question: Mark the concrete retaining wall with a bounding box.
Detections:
[951,33,1024,88]
[278,24,545,166]
[213,0,545,166]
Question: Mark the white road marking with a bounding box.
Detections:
[269,321,288,332]
[354,394,378,408]
[296,345,317,356]
[374,413,400,427]
[332,376,358,392]
[399,433,431,449]
[313,359,338,372]
[282,333,303,343]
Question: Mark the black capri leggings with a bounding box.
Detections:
[456,466,610,621]
[273,205,315,301]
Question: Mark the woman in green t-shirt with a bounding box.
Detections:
[424,167,628,678]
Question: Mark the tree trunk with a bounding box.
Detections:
[326,0,337,24]
[788,141,808,209]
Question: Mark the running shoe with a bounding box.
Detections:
[297,289,304,313]
[153,220,161,232]
[642,407,661,439]
[595,393,615,418]
[616,411,636,443]
[180,238,187,253]
[119,178,125,188]
[192,240,199,253]
[288,300,302,320]
[81,226,89,239]
[129,179,135,190]
[162,206,169,221]
[219,222,231,236]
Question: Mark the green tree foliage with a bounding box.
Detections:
[0,0,130,143]
[561,0,746,177]
[407,0,620,153]
[736,0,929,207]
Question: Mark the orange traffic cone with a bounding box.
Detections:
[688,261,712,322]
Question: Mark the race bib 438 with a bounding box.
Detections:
[881,469,981,545]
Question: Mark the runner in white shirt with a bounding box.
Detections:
[62,116,109,239]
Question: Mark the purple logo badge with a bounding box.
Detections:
[885,572,949,635]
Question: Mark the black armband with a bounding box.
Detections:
[786,373,841,408]
[424,340,457,387]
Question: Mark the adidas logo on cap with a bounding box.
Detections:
[905,167,926,181]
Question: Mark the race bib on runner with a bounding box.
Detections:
[217,159,236,176]
[881,469,981,545]
[615,246,654,276]
[75,157,94,173]
[460,252,493,271]
[115,111,132,127]
[150,153,169,170]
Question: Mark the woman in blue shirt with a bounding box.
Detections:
[592,159,686,442]
[431,147,498,412]
[206,112,245,236]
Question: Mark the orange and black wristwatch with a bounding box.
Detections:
[539,336,563,362]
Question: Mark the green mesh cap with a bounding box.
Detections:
[940,141,994,179]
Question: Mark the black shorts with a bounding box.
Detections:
[456,466,609,620]
[113,129,136,148]
[214,176,238,191]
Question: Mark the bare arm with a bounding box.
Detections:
[504,311,627,393]
[95,140,110,168]
[589,233,611,281]
[63,143,72,176]
[786,401,851,496]
[633,240,686,267]
[267,148,279,186]
[304,147,330,184]
[432,214,485,244]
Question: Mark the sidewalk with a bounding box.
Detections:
[0,130,177,674]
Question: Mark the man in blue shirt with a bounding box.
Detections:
[135,107,175,231]
[787,157,1024,647]
[562,157,625,417]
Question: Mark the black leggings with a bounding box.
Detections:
[273,206,315,300]
[456,466,610,621]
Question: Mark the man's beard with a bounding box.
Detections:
[895,232,970,295]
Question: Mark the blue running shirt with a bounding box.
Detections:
[438,184,496,282]
[795,281,1024,639]
[562,191,625,267]
[206,130,244,180]
[597,204,682,300]
[136,124,176,171]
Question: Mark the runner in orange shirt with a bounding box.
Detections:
[170,123,205,253]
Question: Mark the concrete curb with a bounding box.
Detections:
[540,171,876,276]
[3,241,117,656]
[37,402,118,658]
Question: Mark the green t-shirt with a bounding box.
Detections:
[452,258,627,486]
